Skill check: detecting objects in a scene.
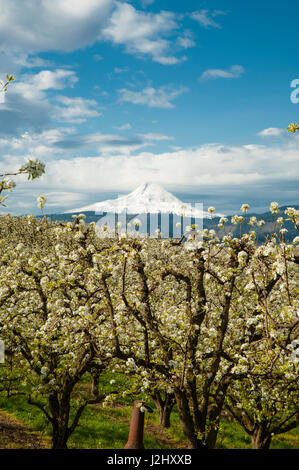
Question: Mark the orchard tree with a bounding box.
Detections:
[150,390,176,428]
[226,374,298,449]
[223,207,299,448]
[94,223,256,448]
[0,215,116,448]
[94,204,299,449]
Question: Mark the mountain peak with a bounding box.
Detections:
[65,183,224,218]
[133,182,163,193]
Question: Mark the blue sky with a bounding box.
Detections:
[0,0,298,215]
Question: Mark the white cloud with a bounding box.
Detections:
[0,127,166,153]
[140,0,155,7]
[118,85,188,108]
[114,67,129,73]
[258,127,284,137]
[0,68,99,135]
[114,123,132,130]
[191,10,223,28]
[201,65,245,80]
[52,141,299,190]
[139,133,174,141]
[0,51,51,78]
[83,132,150,154]
[177,31,196,49]
[22,141,296,207]
[14,69,78,100]
[0,0,114,53]
[8,54,52,69]
[0,127,166,162]
[101,2,183,64]
[2,135,298,214]
[0,129,74,162]
[0,91,53,136]
[41,191,89,207]
[5,140,298,192]
[93,54,104,61]
[55,96,101,123]
[0,1,191,66]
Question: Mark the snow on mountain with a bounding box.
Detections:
[65,182,223,218]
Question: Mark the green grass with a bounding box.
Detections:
[271,427,299,449]
[217,420,254,449]
[0,392,298,449]
[217,420,299,449]
[0,394,51,437]
[69,406,164,449]
[0,393,165,448]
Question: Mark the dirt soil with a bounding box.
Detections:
[145,421,187,449]
[0,411,48,449]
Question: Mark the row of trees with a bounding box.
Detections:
[0,209,298,449]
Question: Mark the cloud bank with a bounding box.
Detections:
[2,135,298,214]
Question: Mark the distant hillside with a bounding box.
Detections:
[38,204,299,243]
[37,211,99,225]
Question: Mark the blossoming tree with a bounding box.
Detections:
[0,215,116,448]
[93,205,298,448]
[0,202,298,449]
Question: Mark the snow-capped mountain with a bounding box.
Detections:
[65,182,223,218]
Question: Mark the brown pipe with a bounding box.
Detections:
[124,401,153,449]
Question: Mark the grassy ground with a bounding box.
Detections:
[0,393,298,449]
[0,409,49,449]
[216,420,299,449]
[0,370,298,449]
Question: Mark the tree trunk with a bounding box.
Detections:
[52,422,69,449]
[206,427,219,449]
[152,391,174,428]
[174,389,200,449]
[205,401,227,449]
[49,393,71,449]
[251,425,272,449]
[159,404,172,428]
[91,372,100,399]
